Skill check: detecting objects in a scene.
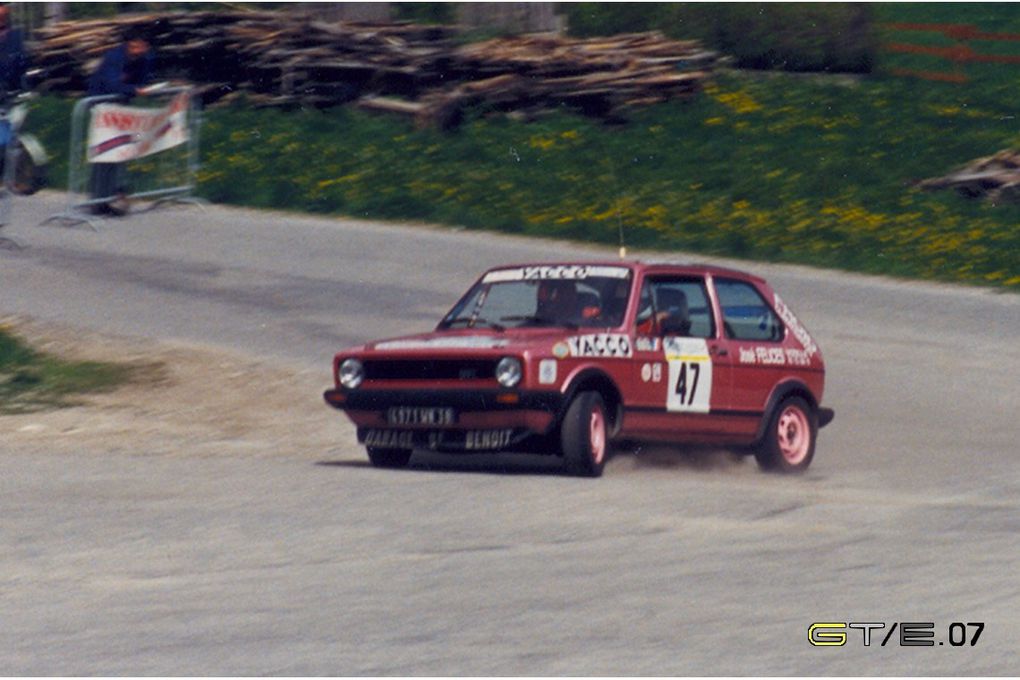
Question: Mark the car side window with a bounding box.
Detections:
[654,278,714,338]
[634,277,714,339]
[715,279,784,342]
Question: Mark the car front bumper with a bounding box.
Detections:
[324,387,565,452]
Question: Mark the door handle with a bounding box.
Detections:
[710,345,728,357]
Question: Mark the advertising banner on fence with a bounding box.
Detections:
[86,92,190,163]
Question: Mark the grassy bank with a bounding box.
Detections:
[0,327,134,414]
[198,69,1019,289]
[26,74,1020,291]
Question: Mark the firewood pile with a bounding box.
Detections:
[405,32,717,127]
[29,11,458,105]
[918,150,1020,202]
[28,11,720,127]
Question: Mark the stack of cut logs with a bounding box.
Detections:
[28,11,720,127]
[918,150,1020,202]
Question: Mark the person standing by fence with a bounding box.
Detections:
[87,25,154,215]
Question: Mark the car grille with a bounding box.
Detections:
[363,359,498,381]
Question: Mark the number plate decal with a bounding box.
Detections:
[664,337,712,413]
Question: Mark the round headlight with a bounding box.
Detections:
[339,358,364,389]
[495,357,522,388]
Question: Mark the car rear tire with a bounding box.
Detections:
[561,391,609,477]
[754,396,816,473]
[367,447,413,469]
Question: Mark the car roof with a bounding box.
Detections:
[637,261,766,283]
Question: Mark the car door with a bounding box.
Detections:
[711,277,787,421]
[627,275,724,435]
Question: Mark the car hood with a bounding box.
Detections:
[358,328,585,356]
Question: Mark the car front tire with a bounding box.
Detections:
[366,447,413,469]
[754,396,817,473]
[561,391,609,477]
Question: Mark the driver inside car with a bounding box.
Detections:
[535,280,600,324]
[635,285,691,336]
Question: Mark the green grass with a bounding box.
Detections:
[0,328,135,414]
[191,73,1018,288]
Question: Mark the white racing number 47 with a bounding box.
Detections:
[664,338,712,413]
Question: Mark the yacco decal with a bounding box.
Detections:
[567,334,632,358]
[482,265,629,284]
[773,293,818,357]
[663,337,712,413]
[373,337,509,350]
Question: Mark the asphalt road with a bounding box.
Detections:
[2,192,1019,674]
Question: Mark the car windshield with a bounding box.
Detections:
[439,265,633,330]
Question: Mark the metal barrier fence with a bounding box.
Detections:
[0,137,18,243]
[0,119,17,229]
[43,85,203,229]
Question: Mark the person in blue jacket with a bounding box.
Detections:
[88,25,154,98]
[88,25,155,214]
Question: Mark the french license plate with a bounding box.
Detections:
[359,428,518,451]
[385,406,457,426]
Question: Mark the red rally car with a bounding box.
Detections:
[324,261,834,477]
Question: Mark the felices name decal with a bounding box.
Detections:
[739,346,813,366]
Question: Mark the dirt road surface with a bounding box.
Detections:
[1,193,1018,674]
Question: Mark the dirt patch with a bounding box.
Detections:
[0,316,354,460]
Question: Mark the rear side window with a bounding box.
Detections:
[715,279,784,342]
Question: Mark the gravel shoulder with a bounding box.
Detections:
[1,315,352,461]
